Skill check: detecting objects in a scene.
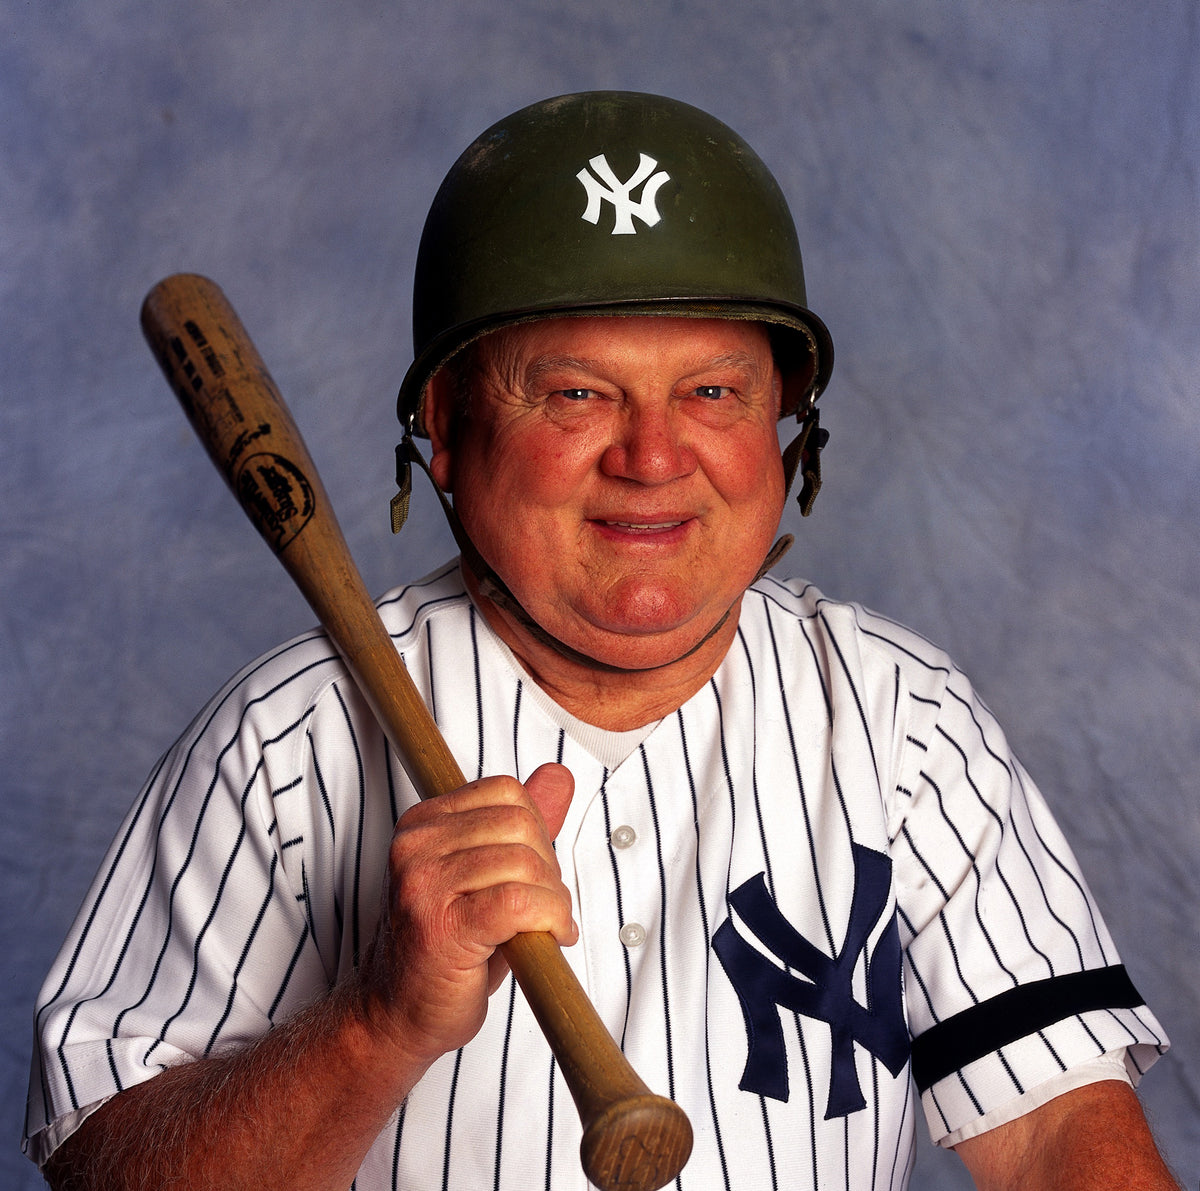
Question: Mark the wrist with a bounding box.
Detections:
[332,965,444,1097]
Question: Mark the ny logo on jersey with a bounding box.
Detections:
[712,843,910,1119]
[577,152,671,235]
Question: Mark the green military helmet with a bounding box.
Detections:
[396,90,834,435]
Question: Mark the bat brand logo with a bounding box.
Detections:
[234,452,314,552]
[713,844,910,1118]
[577,153,671,235]
[183,320,226,380]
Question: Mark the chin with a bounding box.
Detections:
[563,597,739,670]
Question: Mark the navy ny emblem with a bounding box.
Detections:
[712,843,910,1118]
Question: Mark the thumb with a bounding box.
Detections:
[523,762,575,842]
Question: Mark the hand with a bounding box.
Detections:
[40,769,577,1191]
[354,762,577,1070]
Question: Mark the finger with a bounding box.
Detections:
[434,837,565,901]
[522,762,575,841]
[396,798,556,875]
[451,875,579,951]
[412,773,529,818]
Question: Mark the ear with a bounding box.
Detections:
[772,364,785,420]
[423,370,458,492]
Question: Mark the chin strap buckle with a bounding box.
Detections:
[390,437,414,534]
[752,406,828,583]
[782,406,829,518]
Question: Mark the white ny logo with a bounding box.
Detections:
[576,153,671,235]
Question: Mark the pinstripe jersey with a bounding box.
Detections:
[26,560,1168,1188]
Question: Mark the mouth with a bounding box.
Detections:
[589,515,696,542]
[602,519,686,532]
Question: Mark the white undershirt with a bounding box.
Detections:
[940,1049,1133,1147]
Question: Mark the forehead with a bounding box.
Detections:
[470,314,776,378]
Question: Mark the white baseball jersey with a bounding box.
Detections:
[26,560,1168,1188]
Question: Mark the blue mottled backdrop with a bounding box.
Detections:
[3,2,1197,1186]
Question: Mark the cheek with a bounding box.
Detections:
[453,429,587,546]
[707,429,786,517]
[492,427,598,502]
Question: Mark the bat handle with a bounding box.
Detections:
[504,931,693,1190]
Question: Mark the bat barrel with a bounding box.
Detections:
[505,930,693,1188]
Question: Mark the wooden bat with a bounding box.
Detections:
[140,273,693,1191]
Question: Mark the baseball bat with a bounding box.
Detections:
[140,273,693,1191]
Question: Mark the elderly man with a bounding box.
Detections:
[26,91,1177,1190]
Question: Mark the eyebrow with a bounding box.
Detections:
[522,355,600,386]
[520,350,769,388]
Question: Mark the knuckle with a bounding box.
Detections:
[388,817,436,871]
[491,800,540,841]
[494,880,536,921]
[505,842,548,885]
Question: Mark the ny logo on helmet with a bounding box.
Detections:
[577,153,671,235]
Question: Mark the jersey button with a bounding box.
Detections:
[619,922,646,948]
[610,825,637,850]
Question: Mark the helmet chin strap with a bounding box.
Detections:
[389,410,826,675]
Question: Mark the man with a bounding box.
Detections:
[26,91,1177,1189]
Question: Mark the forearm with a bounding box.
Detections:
[956,1081,1181,1191]
[42,979,426,1191]
[42,768,576,1191]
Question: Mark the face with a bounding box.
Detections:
[425,315,786,673]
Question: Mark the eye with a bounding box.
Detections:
[694,385,732,400]
[555,388,595,401]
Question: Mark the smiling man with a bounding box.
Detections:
[26,92,1179,1190]
[423,316,787,715]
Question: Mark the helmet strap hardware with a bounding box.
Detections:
[390,439,414,534]
[783,405,828,517]
[749,405,828,582]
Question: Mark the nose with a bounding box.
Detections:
[600,400,698,484]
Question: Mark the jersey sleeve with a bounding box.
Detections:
[23,640,346,1164]
[880,639,1169,1144]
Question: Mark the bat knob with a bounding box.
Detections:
[580,1093,694,1191]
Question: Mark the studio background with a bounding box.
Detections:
[3,2,1196,1187]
